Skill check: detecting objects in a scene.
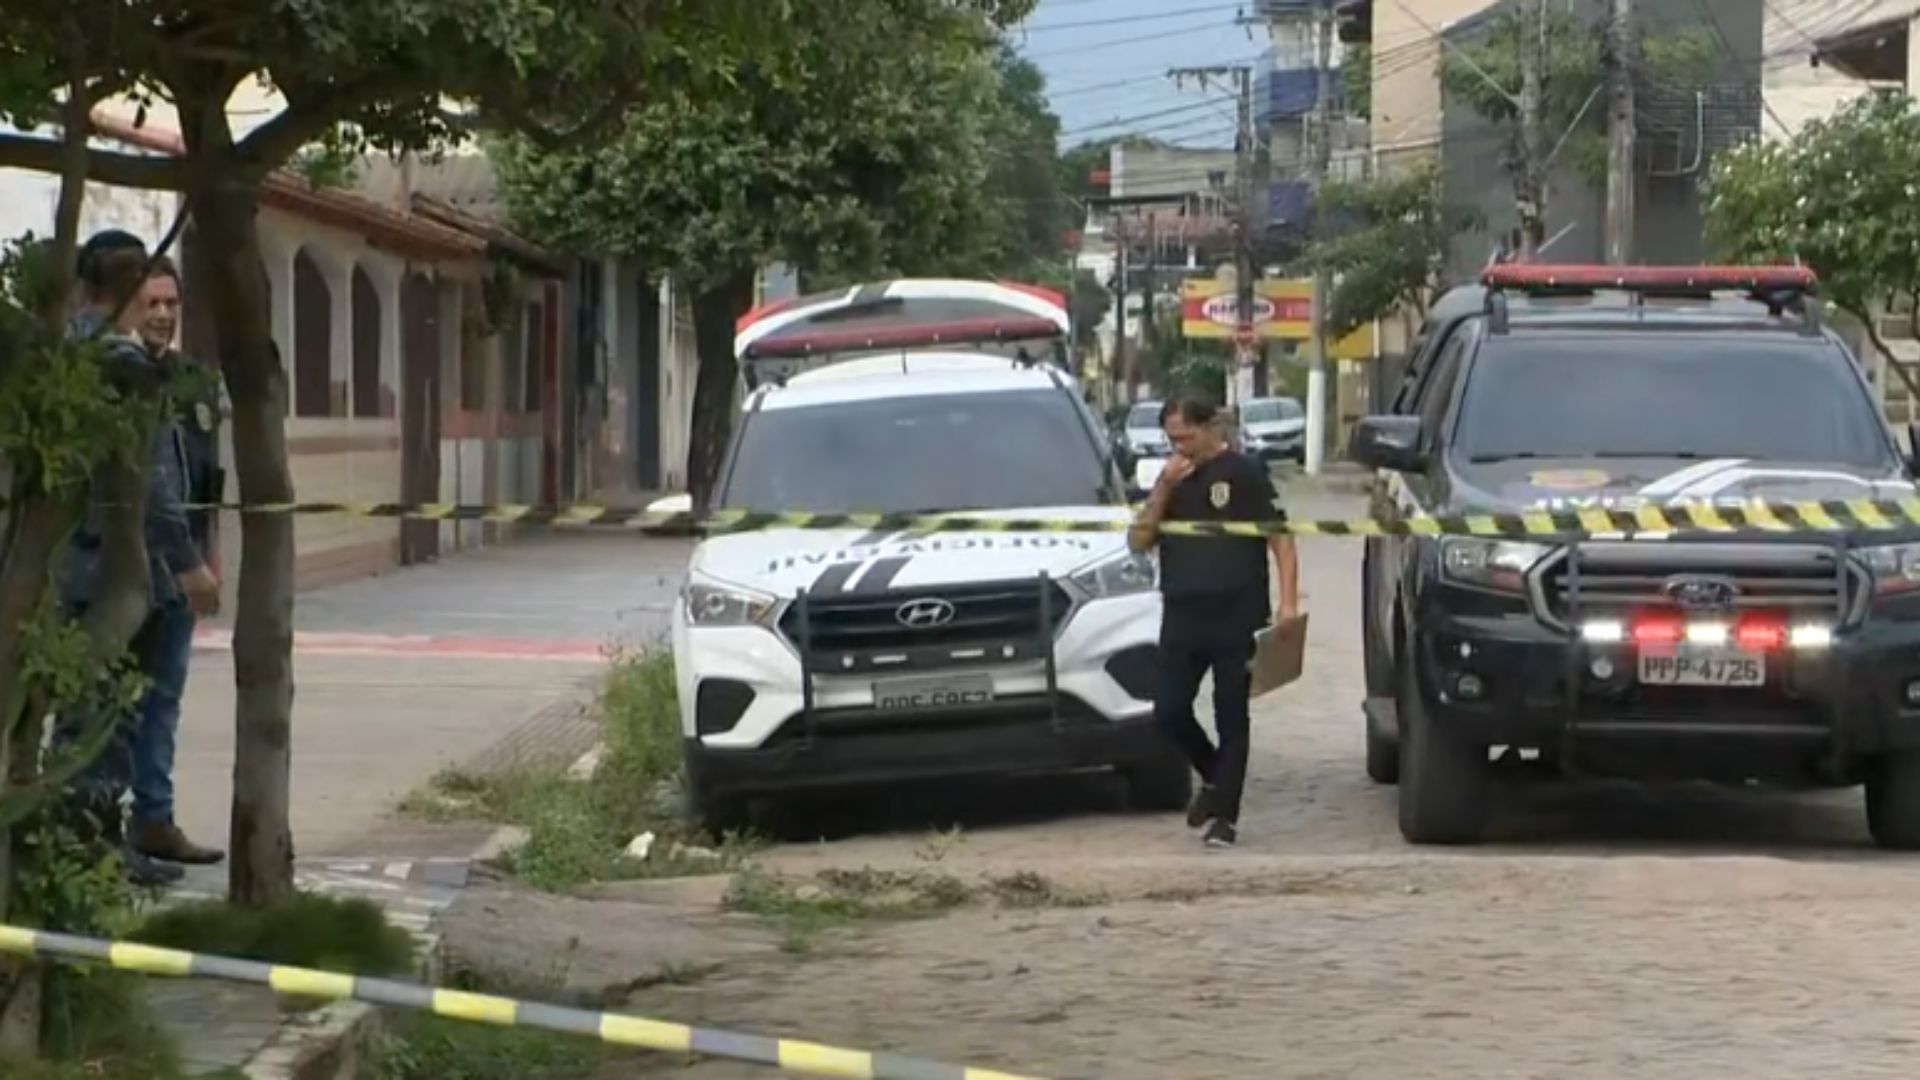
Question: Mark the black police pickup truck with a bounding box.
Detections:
[1352,264,1920,847]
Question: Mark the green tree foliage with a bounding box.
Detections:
[1343,43,1371,121]
[494,4,1050,505]
[1306,164,1480,337]
[1704,92,1920,396]
[1442,10,1719,218]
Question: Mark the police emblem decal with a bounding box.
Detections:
[1209,481,1230,509]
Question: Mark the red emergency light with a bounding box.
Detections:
[1481,264,1818,293]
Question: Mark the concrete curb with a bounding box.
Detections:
[240,1000,381,1080]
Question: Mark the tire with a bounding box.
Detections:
[1124,748,1195,812]
[1866,751,1920,850]
[1361,550,1399,785]
[1396,643,1487,845]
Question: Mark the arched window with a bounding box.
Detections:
[293,249,334,417]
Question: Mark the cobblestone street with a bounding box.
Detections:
[436,489,1920,1079]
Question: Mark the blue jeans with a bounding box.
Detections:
[58,600,195,831]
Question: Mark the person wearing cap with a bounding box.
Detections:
[55,230,223,885]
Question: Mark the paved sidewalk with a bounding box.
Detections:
[174,532,689,861]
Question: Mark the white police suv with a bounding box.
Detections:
[669,280,1187,832]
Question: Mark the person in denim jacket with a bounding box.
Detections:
[55,231,223,886]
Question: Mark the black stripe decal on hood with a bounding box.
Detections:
[808,562,861,596]
[852,556,911,594]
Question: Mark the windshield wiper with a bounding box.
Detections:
[1585,450,1709,460]
[1466,451,1579,464]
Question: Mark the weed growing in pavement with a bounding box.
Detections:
[913,824,967,863]
[130,891,416,978]
[402,650,766,892]
[363,1012,630,1080]
[985,870,1109,909]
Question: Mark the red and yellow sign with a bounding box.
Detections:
[1179,278,1376,360]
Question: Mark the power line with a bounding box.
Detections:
[1023,18,1255,62]
[1018,2,1250,35]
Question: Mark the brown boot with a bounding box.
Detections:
[132,820,225,866]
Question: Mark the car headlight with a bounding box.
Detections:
[1860,543,1920,596]
[1072,550,1158,599]
[684,581,780,626]
[1439,538,1551,593]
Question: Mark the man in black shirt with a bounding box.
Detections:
[1129,394,1300,848]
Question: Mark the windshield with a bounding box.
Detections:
[1127,403,1161,428]
[1453,336,1896,468]
[720,389,1116,513]
[1242,399,1302,423]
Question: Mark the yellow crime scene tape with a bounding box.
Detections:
[126,495,1920,538]
[0,924,1046,1080]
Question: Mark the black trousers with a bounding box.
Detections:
[1153,602,1259,823]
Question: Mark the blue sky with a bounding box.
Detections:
[1010,0,1273,149]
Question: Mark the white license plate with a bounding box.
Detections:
[872,675,995,711]
[1637,647,1765,688]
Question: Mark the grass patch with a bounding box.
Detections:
[402,650,764,892]
[130,891,415,977]
[364,1012,629,1080]
[725,866,973,953]
[0,967,191,1080]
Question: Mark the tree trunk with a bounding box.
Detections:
[686,270,759,512]
[183,175,296,906]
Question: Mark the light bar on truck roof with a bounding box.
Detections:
[1480,264,1823,336]
[1481,264,1819,292]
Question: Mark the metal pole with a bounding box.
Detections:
[1605,0,1636,264]
[1305,0,1335,474]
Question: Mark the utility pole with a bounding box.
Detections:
[1305,0,1335,475]
[1170,63,1257,412]
[1604,0,1636,264]
[1142,211,1158,360]
[1113,217,1130,403]
[1517,0,1546,256]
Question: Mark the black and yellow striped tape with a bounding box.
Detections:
[0,924,1043,1079]
[133,496,1920,538]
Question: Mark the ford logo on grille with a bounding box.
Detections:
[1663,575,1740,612]
[895,598,957,629]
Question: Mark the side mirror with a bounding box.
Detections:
[1349,415,1426,473]
[1134,457,1166,492]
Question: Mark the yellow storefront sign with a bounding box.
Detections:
[1179,278,1376,360]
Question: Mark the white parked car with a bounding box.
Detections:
[1239,396,1306,463]
[669,280,1188,832]
[1123,399,1169,461]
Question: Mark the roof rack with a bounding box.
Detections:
[1479,264,1822,337]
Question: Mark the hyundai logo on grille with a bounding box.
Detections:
[1663,575,1740,611]
[894,598,957,629]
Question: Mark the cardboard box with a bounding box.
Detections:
[1249,614,1308,698]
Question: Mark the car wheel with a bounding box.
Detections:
[1396,642,1486,844]
[1866,751,1920,850]
[1361,553,1399,785]
[1124,747,1195,812]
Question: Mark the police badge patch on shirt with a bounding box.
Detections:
[1210,481,1231,509]
[193,402,215,433]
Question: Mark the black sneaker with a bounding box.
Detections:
[123,848,184,887]
[1204,819,1238,849]
[1186,784,1219,829]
